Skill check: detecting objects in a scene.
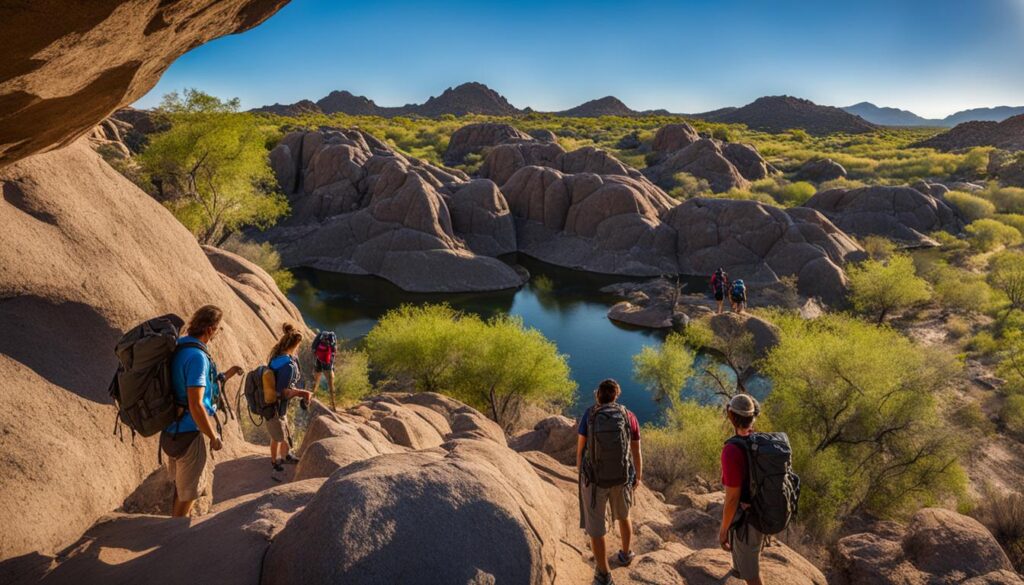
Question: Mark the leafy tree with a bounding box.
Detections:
[365,304,575,429]
[643,400,730,487]
[965,219,1022,252]
[762,314,966,535]
[139,89,287,244]
[633,333,695,402]
[682,316,757,397]
[332,350,373,405]
[988,251,1024,317]
[847,255,932,323]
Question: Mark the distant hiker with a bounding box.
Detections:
[267,323,314,472]
[165,306,242,517]
[719,394,800,585]
[311,330,339,410]
[577,379,644,585]
[731,279,747,314]
[711,268,729,314]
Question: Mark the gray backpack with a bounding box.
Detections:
[726,432,801,535]
[109,314,185,438]
[585,403,633,488]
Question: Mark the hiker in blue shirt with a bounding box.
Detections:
[266,323,313,472]
[163,305,242,517]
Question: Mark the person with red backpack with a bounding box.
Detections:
[577,379,644,585]
[710,268,730,314]
[311,330,339,410]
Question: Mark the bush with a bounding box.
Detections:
[763,314,966,536]
[988,251,1024,315]
[985,185,1024,214]
[331,350,372,406]
[994,214,1024,234]
[1003,395,1024,436]
[965,219,1022,252]
[973,489,1024,572]
[633,333,695,402]
[847,254,932,323]
[945,315,973,339]
[667,172,711,200]
[930,264,992,313]
[951,401,995,435]
[365,304,575,429]
[219,234,296,292]
[776,181,817,206]
[861,236,897,261]
[643,400,730,487]
[946,191,996,222]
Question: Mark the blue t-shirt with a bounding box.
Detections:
[269,354,300,416]
[168,336,219,433]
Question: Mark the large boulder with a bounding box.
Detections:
[794,158,847,183]
[678,546,827,585]
[834,508,1016,585]
[261,439,562,585]
[444,122,533,166]
[663,198,863,304]
[509,415,579,465]
[722,142,777,181]
[644,139,752,193]
[0,0,290,169]
[479,141,567,186]
[803,186,965,246]
[261,128,525,293]
[651,123,700,156]
[0,140,305,560]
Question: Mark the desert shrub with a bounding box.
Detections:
[763,314,966,536]
[965,219,1022,252]
[1003,395,1024,437]
[988,251,1024,316]
[777,181,817,206]
[818,177,866,191]
[365,304,575,429]
[667,172,711,200]
[331,350,373,406]
[950,401,995,435]
[788,129,811,142]
[847,255,932,323]
[930,264,992,313]
[995,330,1024,394]
[946,191,996,222]
[985,185,1024,214]
[643,400,731,487]
[930,230,971,254]
[994,214,1024,234]
[633,333,695,402]
[219,234,296,292]
[967,331,1001,357]
[711,126,733,142]
[861,236,897,261]
[973,489,1024,572]
[945,315,973,339]
[709,188,778,206]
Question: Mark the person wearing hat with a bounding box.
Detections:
[719,394,764,585]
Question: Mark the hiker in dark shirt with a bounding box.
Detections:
[266,323,313,472]
[720,394,763,585]
[710,268,729,314]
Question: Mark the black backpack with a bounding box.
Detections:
[726,432,800,535]
[585,403,633,488]
[713,272,728,295]
[109,314,186,438]
[241,366,277,425]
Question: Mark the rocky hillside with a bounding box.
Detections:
[914,114,1024,152]
[842,102,937,126]
[315,90,383,115]
[558,96,637,117]
[260,82,524,118]
[251,99,323,116]
[701,96,878,135]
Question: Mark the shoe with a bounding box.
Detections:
[592,571,614,585]
[272,460,284,472]
[284,453,300,464]
[616,550,635,566]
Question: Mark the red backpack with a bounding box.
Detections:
[314,331,337,364]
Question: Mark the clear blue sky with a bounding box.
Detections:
[135,0,1024,118]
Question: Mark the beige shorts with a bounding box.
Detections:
[580,480,632,538]
[730,514,764,580]
[166,433,208,502]
[266,414,290,443]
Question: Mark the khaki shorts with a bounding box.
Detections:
[266,414,290,443]
[730,512,764,580]
[580,480,632,538]
[166,433,208,502]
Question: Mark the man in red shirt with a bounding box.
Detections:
[719,393,764,585]
[577,379,643,585]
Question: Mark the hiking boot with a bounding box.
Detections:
[592,571,614,585]
[616,550,635,566]
[272,460,284,472]
[284,453,300,465]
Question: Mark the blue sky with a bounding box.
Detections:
[136,0,1024,118]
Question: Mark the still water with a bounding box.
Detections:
[289,255,749,424]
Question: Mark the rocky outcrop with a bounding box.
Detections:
[722,142,777,181]
[911,180,951,199]
[651,123,700,156]
[989,150,1024,187]
[250,99,323,117]
[914,114,1024,152]
[0,0,290,168]
[261,128,524,292]
[315,90,383,115]
[444,122,533,165]
[509,415,579,465]
[803,185,965,246]
[795,158,847,183]
[834,508,1019,585]
[0,140,304,560]
[557,96,637,117]
[644,138,771,193]
[479,141,567,186]
[702,95,878,135]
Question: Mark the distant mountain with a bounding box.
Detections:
[842,102,937,127]
[251,99,323,117]
[413,82,521,117]
[700,96,877,135]
[316,90,383,116]
[558,96,636,117]
[688,106,738,120]
[941,106,1024,127]
[914,114,1024,152]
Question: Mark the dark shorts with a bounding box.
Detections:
[314,359,334,373]
[731,295,745,303]
[714,291,725,301]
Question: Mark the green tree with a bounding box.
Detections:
[762,314,966,535]
[847,255,932,323]
[365,305,576,429]
[643,400,730,487]
[139,89,287,244]
[633,333,695,402]
[332,350,373,405]
[945,191,996,222]
[989,251,1024,317]
[965,219,1022,252]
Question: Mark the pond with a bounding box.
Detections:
[288,255,765,424]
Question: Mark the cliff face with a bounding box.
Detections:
[0,0,291,169]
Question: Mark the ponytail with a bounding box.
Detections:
[269,323,303,362]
